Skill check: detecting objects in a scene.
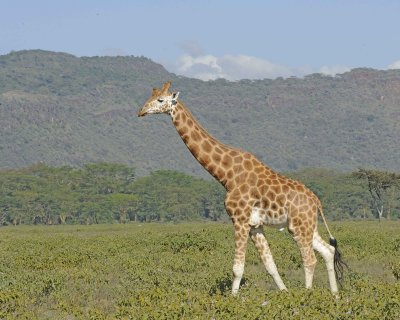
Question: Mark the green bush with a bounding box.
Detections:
[0,222,398,319]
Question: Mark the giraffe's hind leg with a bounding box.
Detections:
[312,231,338,293]
[299,243,316,289]
[250,227,287,290]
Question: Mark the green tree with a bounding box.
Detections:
[107,193,138,223]
[353,169,400,221]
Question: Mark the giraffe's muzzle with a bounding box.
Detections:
[137,109,146,117]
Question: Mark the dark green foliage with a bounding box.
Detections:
[0,163,226,225]
[1,164,399,226]
[1,51,400,175]
[353,168,400,220]
[127,170,225,222]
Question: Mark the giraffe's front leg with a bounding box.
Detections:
[231,220,250,295]
[288,213,317,290]
[250,227,287,291]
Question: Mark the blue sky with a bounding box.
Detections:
[1,0,400,80]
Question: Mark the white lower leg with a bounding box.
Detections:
[264,258,288,291]
[232,262,244,295]
[304,263,316,289]
[313,232,338,293]
[326,258,338,294]
[250,228,287,291]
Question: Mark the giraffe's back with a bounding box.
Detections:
[225,152,319,230]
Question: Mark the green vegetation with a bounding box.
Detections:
[0,163,398,318]
[0,222,399,319]
[0,163,225,226]
[1,50,400,175]
[352,168,400,221]
[1,164,399,226]
[1,50,399,318]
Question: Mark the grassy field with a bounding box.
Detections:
[0,221,399,319]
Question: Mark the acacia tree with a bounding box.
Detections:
[107,193,138,223]
[353,169,400,221]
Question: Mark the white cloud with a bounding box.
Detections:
[178,54,221,73]
[388,60,400,69]
[173,53,351,81]
[176,54,224,81]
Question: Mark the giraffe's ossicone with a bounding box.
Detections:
[138,81,347,296]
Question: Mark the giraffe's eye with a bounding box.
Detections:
[157,99,164,103]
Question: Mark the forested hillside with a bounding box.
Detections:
[1,50,400,176]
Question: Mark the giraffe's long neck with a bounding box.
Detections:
[170,102,242,189]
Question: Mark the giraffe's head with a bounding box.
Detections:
[138,81,180,117]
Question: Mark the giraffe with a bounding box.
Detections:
[138,81,346,295]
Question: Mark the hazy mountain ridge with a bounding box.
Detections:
[1,50,400,176]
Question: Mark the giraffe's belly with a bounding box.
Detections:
[249,206,288,229]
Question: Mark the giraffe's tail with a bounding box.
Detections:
[318,204,348,283]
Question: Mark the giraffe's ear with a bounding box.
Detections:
[172,92,180,102]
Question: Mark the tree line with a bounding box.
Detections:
[0,163,399,226]
[0,163,225,225]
